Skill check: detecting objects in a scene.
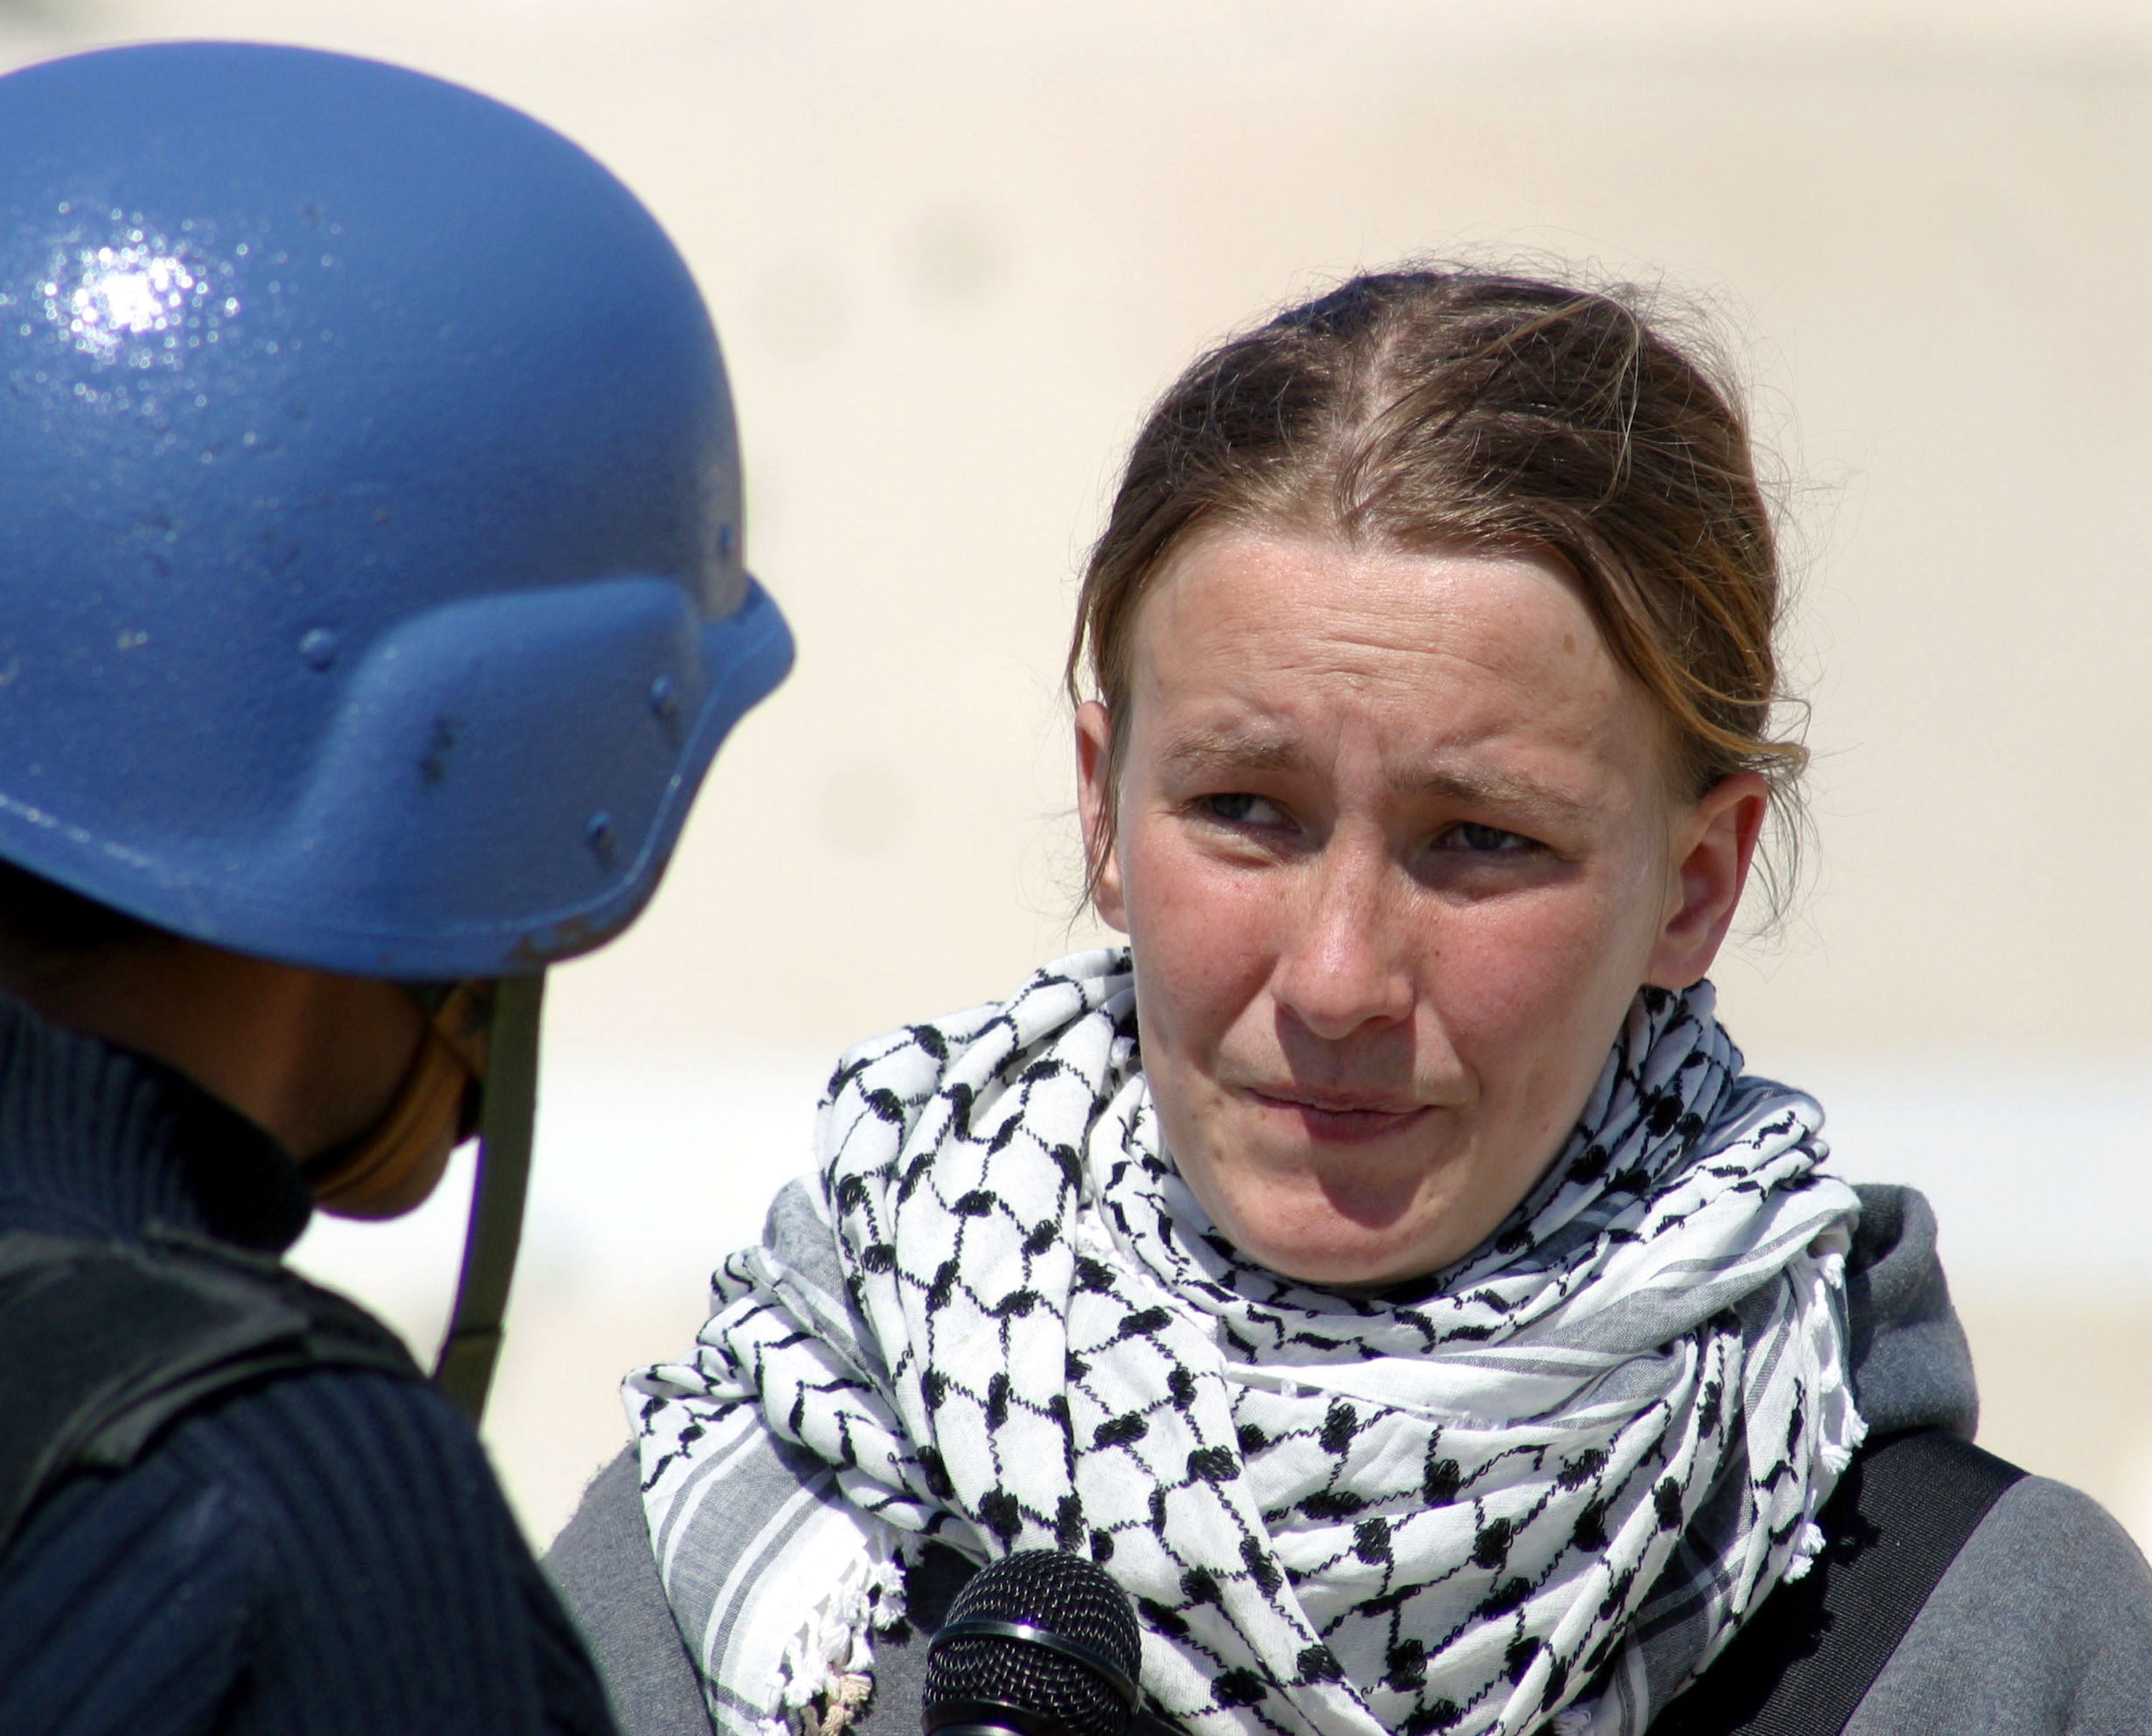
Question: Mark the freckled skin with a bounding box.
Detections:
[1075,530,1764,1288]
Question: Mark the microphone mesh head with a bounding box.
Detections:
[923,1549,1141,1736]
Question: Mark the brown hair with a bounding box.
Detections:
[1067,266,1808,919]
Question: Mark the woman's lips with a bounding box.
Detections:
[1244,1086,1432,1143]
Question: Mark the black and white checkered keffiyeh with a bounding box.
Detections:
[628,950,1863,1736]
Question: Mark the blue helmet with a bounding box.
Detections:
[0,42,791,978]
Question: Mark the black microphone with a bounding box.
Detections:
[922,1549,1143,1736]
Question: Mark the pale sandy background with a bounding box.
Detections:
[4,0,2146,1549]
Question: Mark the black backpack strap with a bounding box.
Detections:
[1651,1428,2026,1735]
[0,1227,421,1557]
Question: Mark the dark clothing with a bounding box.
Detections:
[547,1185,2152,1736]
[0,994,616,1735]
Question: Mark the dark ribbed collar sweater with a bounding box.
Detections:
[0,987,312,1250]
[0,990,617,1735]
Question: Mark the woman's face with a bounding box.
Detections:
[1076,529,1762,1287]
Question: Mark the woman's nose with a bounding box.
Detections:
[1270,845,1413,1041]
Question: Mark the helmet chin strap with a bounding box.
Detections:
[433,973,546,1425]
[303,982,491,1220]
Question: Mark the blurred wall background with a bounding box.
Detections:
[4,0,2146,1547]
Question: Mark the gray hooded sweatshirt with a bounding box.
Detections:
[547,1186,2152,1735]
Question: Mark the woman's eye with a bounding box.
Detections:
[1201,792,1285,826]
[1441,821,1532,854]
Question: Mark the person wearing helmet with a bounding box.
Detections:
[0,41,791,1735]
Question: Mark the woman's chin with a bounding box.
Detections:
[1247,1242,1443,1291]
[1176,1130,1486,1288]
[1198,1189,1458,1289]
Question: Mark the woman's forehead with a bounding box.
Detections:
[1123,529,1671,795]
[1133,531,1615,705]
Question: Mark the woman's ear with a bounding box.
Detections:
[1645,771,1768,989]
[1073,701,1128,933]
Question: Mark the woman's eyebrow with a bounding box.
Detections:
[1158,727,1591,821]
[1157,725,1305,778]
[1407,765,1592,822]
